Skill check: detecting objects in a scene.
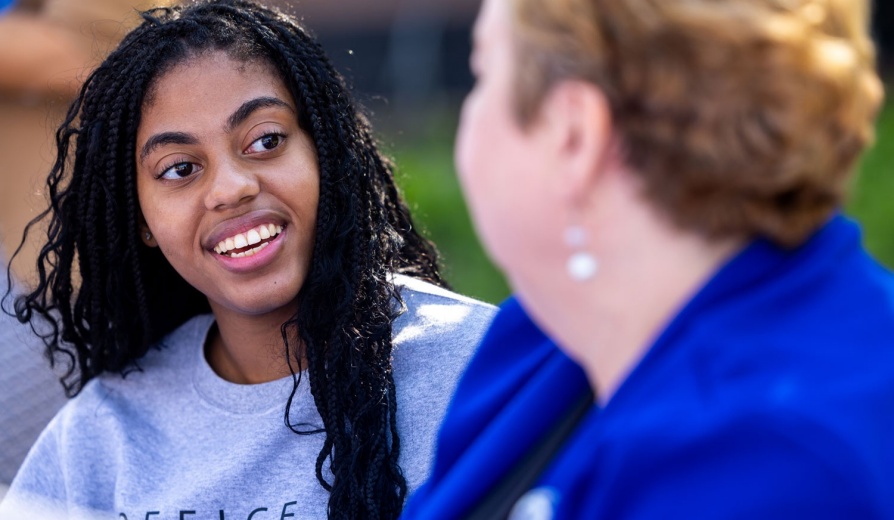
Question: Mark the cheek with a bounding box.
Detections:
[270,164,319,234]
[455,91,518,266]
[454,92,481,190]
[146,216,191,274]
[137,188,194,268]
[295,187,319,257]
[455,91,498,210]
[137,177,164,233]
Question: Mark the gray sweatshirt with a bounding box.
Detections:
[0,276,496,520]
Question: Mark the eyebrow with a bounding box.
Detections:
[139,96,295,163]
[139,131,199,162]
[225,96,294,133]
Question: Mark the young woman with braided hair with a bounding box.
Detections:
[0,1,495,518]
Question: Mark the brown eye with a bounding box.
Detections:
[158,162,198,180]
[245,133,285,154]
[261,134,280,149]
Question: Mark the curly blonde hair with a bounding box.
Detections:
[511,0,883,246]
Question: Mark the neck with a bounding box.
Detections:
[205,303,301,385]
[513,175,745,405]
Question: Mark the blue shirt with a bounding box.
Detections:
[403,215,894,519]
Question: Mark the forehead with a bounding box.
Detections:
[474,0,510,48]
[137,51,292,133]
[141,51,287,115]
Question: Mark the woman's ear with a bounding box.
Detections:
[139,220,157,248]
[540,80,614,208]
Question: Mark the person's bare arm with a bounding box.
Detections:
[0,12,92,98]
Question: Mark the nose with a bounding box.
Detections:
[203,160,260,210]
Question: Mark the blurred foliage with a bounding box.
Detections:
[383,114,512,305]
[848,92,894,266]
[387,90,894,305]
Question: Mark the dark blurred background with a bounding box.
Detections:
[273,0,893,304]
[877,1,893,70]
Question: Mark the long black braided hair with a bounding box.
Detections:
[8,1,444,518]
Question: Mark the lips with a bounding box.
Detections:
[213,223,284,258]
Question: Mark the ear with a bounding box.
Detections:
[139,219,158,248]
[539,80,614,208]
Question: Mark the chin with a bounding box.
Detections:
[218,290,301,319]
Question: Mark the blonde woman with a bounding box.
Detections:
[402,0,892,518]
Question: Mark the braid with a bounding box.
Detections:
[7,1,445,518]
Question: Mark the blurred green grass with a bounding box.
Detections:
[388,92,894,305]
[385,117,512,305]
[848,93,894,265]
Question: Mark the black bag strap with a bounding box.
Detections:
[463,388,596,520]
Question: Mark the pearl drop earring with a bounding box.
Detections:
[564,225,598,282]
[145,231,152,241]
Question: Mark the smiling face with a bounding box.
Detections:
[136,51,319,323]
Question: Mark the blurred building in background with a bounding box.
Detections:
[270,0,892,130]
[267,0,478,132]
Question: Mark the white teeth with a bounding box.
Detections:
[229,241,269,258]
[214,223,283,254]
